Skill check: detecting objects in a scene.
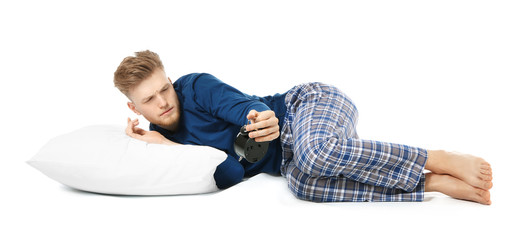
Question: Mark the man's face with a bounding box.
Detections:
[127,69,181,132]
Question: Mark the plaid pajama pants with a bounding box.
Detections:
[280,82,428,202]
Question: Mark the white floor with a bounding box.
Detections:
[3,162,518,240]
[1,1,520,239]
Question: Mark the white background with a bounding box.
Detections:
[1,0,520,239]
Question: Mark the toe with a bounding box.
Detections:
[483,181,493,190]
[480,162,492,170]
[477,189,491,205]
[473,177,493,190]
[480,174,493,181]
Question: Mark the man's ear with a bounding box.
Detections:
[127,101,142,115]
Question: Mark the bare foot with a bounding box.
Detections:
[425,173,491,205]
[426,150,493,190]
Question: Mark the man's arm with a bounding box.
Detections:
[188,74,280,142]
[189,73,272,126]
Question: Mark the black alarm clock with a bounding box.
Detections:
[234,125,269,163]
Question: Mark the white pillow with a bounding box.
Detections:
[27,125,226,195]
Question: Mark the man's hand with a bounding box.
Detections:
[126,118,178,145]
[245,110,280,142]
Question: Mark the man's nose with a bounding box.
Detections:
[157,95,168,108]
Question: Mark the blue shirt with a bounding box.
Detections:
[150,73,287,189]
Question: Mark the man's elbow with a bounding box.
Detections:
[213,156,245,189]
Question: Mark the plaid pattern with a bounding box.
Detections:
[280,83,428,202]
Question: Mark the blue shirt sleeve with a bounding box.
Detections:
[213,155,245,189]
[190,73,271,126]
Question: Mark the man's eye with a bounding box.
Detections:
[161,87,168,92]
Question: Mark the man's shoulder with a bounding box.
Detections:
[175,73,214,84]
[172,73,217,102]
[173,73,199,91]
[174,73,221,92]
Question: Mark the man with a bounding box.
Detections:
[114,50,493,204]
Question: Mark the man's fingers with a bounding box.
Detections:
[248,125,279,139]
[249,110,274,122]
[247,110,259,121]
[126,118,134,136]
[246,110,277,130]
[245,110,280,141]
[126,118,141,137]
[252,131,280,142]
[256,110,275,121]
[246,117,278,132]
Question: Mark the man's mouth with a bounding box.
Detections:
[160,107,174,116]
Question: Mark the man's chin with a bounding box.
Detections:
[154,117,179,132]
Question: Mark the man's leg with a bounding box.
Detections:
[284,160,424,202]
[280,82,493,204]
[284,161,491,204]
[281,82,427,192]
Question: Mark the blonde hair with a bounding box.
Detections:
[113,50,164,96]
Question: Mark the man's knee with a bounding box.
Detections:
[286,164,358,203]
[285,165,317,202]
